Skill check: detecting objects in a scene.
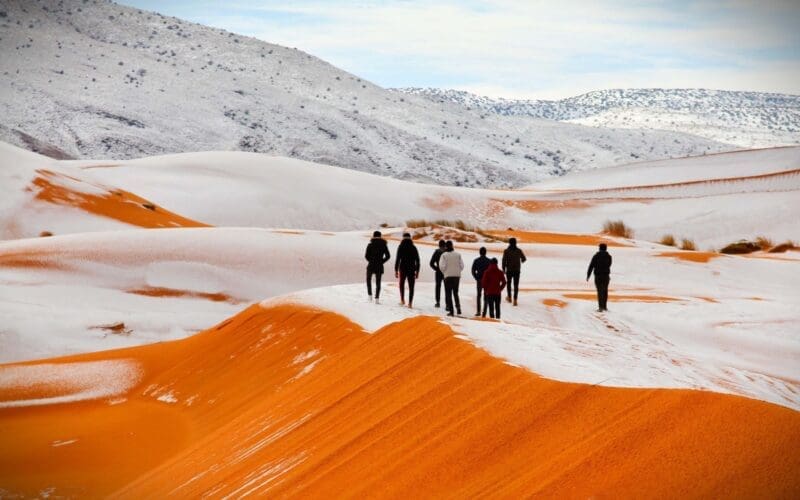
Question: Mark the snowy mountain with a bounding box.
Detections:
[396,88,800,149]
[0,0,731,187]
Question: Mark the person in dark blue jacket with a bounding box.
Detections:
[365,230,391,303]
[429,239,447,307]
[586,243,612,312]
[395,233,420,308]
[471,247,491,316]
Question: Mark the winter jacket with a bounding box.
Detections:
[395,239,421,274]
[471,255,491,282]
[365,238,391,274]
[502,245,527,273]
[481,262,507,295]
[438,250,464,278]
[587,250,612,279]
[429,248,445,274]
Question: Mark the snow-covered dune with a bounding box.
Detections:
[1,140,799,496]
[2,224,798,413]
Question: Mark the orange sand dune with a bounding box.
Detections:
[494,198,593,213]
[657,251,720,263]
[563,293,683,303]
[1,305,798,497]
[542,298,568,308]
[127,286,243,304]
[490,229,631,246]
[30,169,209,229]
[0,250,67,269]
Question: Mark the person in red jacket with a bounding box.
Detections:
[480,258,507,319]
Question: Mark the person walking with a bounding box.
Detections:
[586,243,612,312]
[481,258,506,319]
[364,230,390,303]
[438,240,464,317]
[395,233,420,308]
[502,237,526,306]
[471,247,491,316]
[429,239,447,308]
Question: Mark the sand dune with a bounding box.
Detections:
[1,304,798,498]
[1,140,798,495]
[3,142,798,248]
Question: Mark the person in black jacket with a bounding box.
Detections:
[502,237,526,306]
[471,247,491,316]
[395,233,421,308]
[429,239,447,308]
[365,230,391,303]
[586,243,612,312]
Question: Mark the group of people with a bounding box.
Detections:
[365,230,613,317]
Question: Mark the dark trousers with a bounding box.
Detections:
[399,271,416,304]
[366,270,382,298]
[475,282,484,314]
[506,271,520,300]
[595,274,609,310]
[434,271,444,305]
[444,276,461,314]
[485,294,501,319]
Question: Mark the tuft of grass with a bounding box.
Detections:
[659,234,676,246]
[754,236,773,250]
[379,222,389,228]
[405,219,428,229]
[720,240,761,254]
[768,240,798,253]
[602,220,634,239]
[39,231,53,237]
[680,238,696,251]
[405,219,506,242]
[405,219,476,232]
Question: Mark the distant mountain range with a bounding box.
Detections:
[394,88,800,149]
[0,0,791,187]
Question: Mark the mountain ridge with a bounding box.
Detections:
[395,87,800,148]
[0,0,737,186]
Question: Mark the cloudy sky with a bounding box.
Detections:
[121,0,800,99]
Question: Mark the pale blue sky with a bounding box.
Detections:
[120,0,800,99]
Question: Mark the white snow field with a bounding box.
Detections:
[2,141,798,248]
[1,138,798,412]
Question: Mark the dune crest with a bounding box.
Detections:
[1,304,798,497]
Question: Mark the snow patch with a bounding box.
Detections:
[0,359,142,408]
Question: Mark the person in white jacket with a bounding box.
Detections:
[438,240,464,316]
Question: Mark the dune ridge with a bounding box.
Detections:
[1,304,798,497]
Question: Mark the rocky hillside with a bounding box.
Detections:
[396,88,800,149]
[0,0,730,186]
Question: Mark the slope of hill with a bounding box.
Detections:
[0,0,731,186]
[397,87,800,148]
[2,141,797,249]
[2,302,798,497]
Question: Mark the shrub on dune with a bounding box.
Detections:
[601,220,634,239]
[680,238,696,251]
[768,240,798,253]
[720,240,761,254]
[659,234,676,246]
[755,236,773,250]
[406,219,428,228]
